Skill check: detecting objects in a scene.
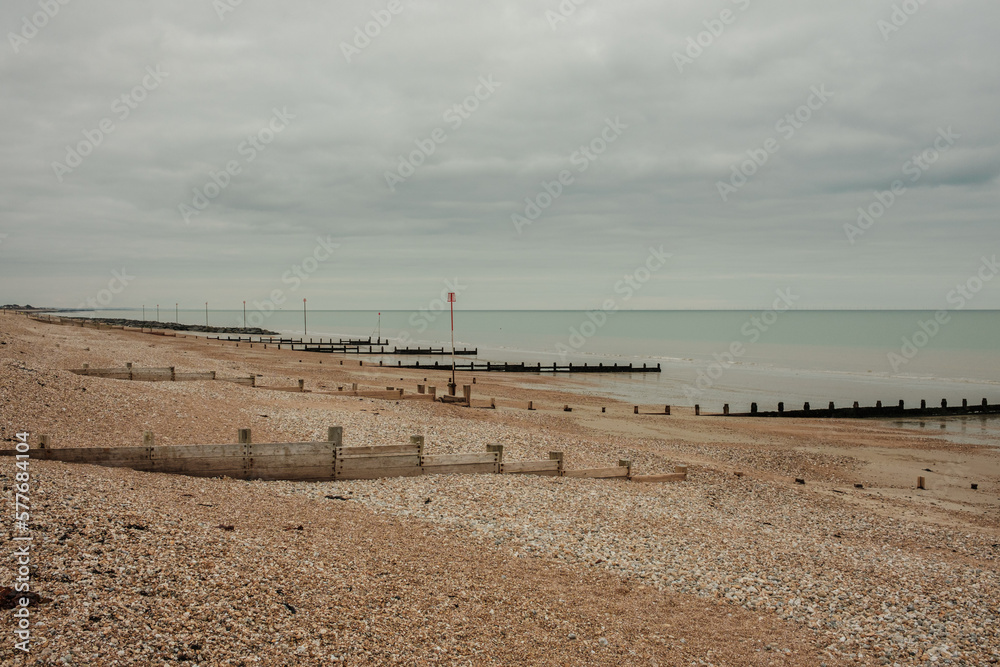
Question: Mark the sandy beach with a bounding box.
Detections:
[2,312,998,666]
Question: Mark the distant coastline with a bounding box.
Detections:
[62,316,278,336]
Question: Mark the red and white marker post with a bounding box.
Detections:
[448,292,456,395]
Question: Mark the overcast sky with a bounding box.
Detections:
[1,0,998,311]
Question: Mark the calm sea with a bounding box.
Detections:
[67,309,1000,445]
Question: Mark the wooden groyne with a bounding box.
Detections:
[2,429,688,484]
[392,346,478,355]
[388,361,661,374]
[70,364,256,386]
[714,398,1000,419]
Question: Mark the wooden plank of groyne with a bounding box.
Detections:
[173,372,216,381]
[421,462,499,475]
[131,368,173,377]
[249,442,336,458]
[420,453,498,466]
[337,444,420,457]
[320,390,404,399]
[500,460,560,475]
[336,454,421,470]
[151,444,248,460]
[631,473,687,483]
[562,467,630,479]
[153,457,252,474]
[77,460,157,471]
[249,453,336,469]
[29,446,152,464]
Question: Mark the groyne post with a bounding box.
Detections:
[548,451,564,475]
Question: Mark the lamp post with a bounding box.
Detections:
[175,303,178,323]
[156,304,159,322]
[205,302,208,327]
[243,300,246,330]
[303,298,307,336]
[448,292,456,396]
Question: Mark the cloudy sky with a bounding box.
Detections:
[1,0,998,311]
